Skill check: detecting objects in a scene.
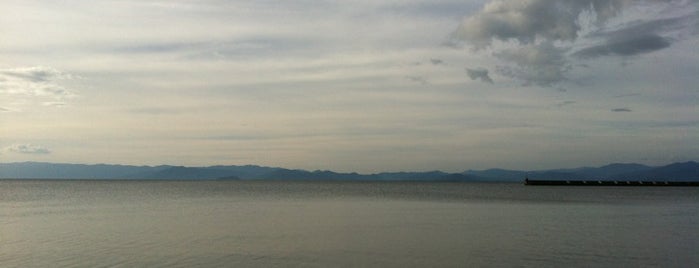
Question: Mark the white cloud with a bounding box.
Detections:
[0,66,77,110]
[4,144,51,154]
[0,66,68,81]
[42,101,68,107]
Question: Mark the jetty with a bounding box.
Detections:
[524,178,699,186]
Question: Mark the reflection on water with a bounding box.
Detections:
[1,180,698,267]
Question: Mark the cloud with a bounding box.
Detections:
[115,36,317,61]
[494,42,569,86]
[0,66,77,109]
[450,0,697,86]
[406,76,429,85]
[557,101,576,107]
[4,144,51,154]
[574,10,698,58]
[0,66,69,82]
[466,67,493,83]
[573,15,692,58]
[42,101,67,107]
[613,93,641,98]
[611,107,632,112]
[430,58,444,65]
[574,34,672,58]
[449,0,631,49]
[380,1,483,19]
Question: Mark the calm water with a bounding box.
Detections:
[1,180,698,267]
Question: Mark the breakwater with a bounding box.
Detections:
[524,179,699,186]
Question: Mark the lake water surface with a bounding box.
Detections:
[1,180,698,267]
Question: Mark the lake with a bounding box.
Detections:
[1,180,698,267]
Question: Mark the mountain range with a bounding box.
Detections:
[1,161,698,181]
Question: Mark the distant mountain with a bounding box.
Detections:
[528,163,652,180]
[611,161,699,181]
[592,163,653,177]
[1,161,697,181]
[129,166,239,180]
[484,162,695,181]
[0,162,487,181]
[0,162,278,180]
[257,169,357,180]
[208,165,279,179]
[0,162,160,179]
[463,168,526,181]
[365,171,482,182]
[547,163,653,179]
[463,162,698,182]
[255,169,479,181]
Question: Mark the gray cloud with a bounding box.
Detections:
[613,93,641,98]
[612,108,632,112]
[595,11,698,40]
[406,76,429,85]
[450,0,631,48]
[4,144,51,154]
[466,67,493,84]
[494,42,569,86]
[450,0,696,86]
[574,11,698,58]
[576,34,671,58]
[430,58,444,65]
[557,101,576,107]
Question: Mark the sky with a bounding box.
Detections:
[1,0,698,173]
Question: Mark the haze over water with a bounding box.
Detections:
[2,180,697,267]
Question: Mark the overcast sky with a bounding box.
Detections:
[1,0,698,173]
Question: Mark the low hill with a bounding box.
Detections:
[1,161,697,181]
[611,161,699,181]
